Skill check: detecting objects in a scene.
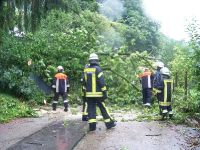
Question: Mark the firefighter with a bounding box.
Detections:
[81,64,89,121]
[83,53,116,131]
[153,61,164,113]
[52,66,70,112]
[153,61,164,88]
[155,67,173,119]
[138,67,153,107]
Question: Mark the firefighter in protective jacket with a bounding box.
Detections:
[138,68,153,107]
[52,66,70,112]
[83,53,116,131]
[153,61,164,92]
[154,67,173,119]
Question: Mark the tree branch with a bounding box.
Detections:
[103,67,140,91]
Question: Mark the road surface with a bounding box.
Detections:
[0,107,199,150]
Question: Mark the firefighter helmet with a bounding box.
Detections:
[57,65,64,72]
[156,61,164,68]
[160,67,170,76]
[89,53,98,60]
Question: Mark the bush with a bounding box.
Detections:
[0,66,45,102]
[0,93,37,123]
[174,89,200,114]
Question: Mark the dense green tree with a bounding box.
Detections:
[122,0,160,53]
[0,0,98,34]
[187,20,200,90]
[157,33,186,63]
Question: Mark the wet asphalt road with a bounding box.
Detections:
[7,120,87,150]
[0,107,86,150]
[1,108,200,150]
[74,121,200,150]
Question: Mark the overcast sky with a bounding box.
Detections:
[142,0,200,41]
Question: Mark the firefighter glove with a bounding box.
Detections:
[153,88,161,94]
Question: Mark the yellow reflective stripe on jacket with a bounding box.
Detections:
[164,79,173,102]
[84,68,96,72]
[86,92,103,97]
[84,73,87,82]
[84,68,96,82]
[164,81,167,102]
[92,72,96,92]
[84,68,97,94]
[89,119,96,123]
[98,72,103,78]
[159,101,171,106]
[104,119,111,123]
[101,86,107,91]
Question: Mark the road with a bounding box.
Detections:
[0,107,85,150]
[0,107,199,150]
[74,121,200,150]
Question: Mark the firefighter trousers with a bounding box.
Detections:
[157,93,173,114]
[87,97,115,131]
[52,92,68,111]
[142,88,152,104]
[82,96,88,121]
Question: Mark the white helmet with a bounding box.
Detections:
[156,61,164,68]
[160,67,170,76]
[57,65,64,71]
[89,53,98,60]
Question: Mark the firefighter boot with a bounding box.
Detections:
[52,103,57,111]
[144,103,151,108]
[106,121,116,130]
[161,109,168,120]
[89,123,96,131]
[64,102,68,112]
[82,115,89,121]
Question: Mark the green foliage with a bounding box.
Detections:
[174,89,200,114]
[157,34,182,63]
[161,21,200,122]
[0,93,37,123]
[170,45,194,88]
[187,20,200,90]
[101,51,154,105]
[0,65,45,102]
[0,0,98,34]
[122,0,160,52]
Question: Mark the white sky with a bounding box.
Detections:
[142,0,200,41]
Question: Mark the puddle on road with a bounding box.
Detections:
[7,120,88,150]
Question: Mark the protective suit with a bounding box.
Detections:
[83,53,116,131]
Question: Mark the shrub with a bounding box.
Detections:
[0,93,37,123]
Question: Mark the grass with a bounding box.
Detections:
[0,93,37,123]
